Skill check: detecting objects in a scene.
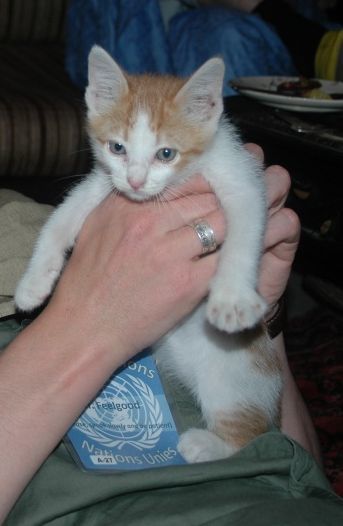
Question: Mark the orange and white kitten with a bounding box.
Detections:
[15,46,282,462]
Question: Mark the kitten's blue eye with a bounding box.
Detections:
[108,141,126,155]
[156,148,177,162]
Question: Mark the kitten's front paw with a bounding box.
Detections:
[178,428,234,463]
[15,269,59,312]
[207,288,267,333]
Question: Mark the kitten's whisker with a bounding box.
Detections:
[156,194,165,217]
[154,193,168,216]
[164,186,203,206]
[163,186,207,222]
[70,147,93,154]
[108,181,120,199]
[153,191,191,231]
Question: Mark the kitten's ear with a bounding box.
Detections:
[174,58,224,126]
[85,46,128,116]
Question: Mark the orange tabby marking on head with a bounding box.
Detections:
[89,72,213,168]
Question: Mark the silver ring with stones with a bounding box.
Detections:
[192,219,217,255]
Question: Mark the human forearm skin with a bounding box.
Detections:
[0,303,127,522]
[276,333,322,465]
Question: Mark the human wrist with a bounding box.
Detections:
[13,302,126,416]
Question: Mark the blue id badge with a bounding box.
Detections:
[65,351,186,471]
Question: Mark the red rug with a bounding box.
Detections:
[285,307,343,496]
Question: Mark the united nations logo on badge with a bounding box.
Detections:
[76,373,163,450]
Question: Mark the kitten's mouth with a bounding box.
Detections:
[121,187,155,202]
[109,180,149,201]
[123,185,176,203]
[127,192,151,202]
[110,179,162,202]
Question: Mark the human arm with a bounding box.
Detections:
[0,184,224,520]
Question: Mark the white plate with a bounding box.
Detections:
[230,76,343,113]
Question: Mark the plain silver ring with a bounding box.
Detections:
[191,219,218,255]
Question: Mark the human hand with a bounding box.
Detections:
[50,180,226,360]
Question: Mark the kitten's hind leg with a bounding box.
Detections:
[178,406,271,463]
[178,428,237,463]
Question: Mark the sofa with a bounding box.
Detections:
[0,0,90,204]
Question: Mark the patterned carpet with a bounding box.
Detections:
[285,307,343,496]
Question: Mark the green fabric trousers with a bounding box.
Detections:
[1,319,342,526]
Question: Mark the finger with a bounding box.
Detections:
[158,191,220,232]
[265,165,291,216]
[259,210,300,306]
[264,208,300,255]
[168,209,226,259]
[244,143,265,163]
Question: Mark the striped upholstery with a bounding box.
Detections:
[0,1,91,180]
[0,0,68,42]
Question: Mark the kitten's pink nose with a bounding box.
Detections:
[128,177,145,191]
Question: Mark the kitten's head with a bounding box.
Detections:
[85,46,224,201]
